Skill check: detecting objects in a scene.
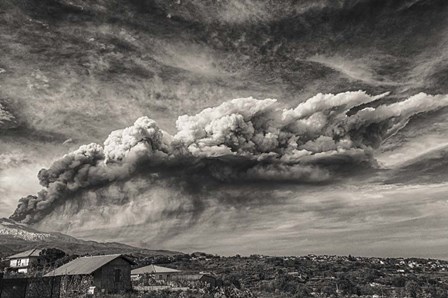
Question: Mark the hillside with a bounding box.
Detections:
[0,218,179,258]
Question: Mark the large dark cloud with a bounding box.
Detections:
[10,91,448,224]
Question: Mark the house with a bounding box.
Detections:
[131,264,181,281]
[44,254,135,294]
[7,248,43,274]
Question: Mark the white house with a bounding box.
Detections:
[7,248,43,274]
[131,264,181,281]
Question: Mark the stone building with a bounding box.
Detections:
[44,254,134,295]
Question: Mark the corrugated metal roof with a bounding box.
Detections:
[8,248,42,259]
[44,254,133,277]
[131,264,181,275]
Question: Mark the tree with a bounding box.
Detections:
[405,280,419,298]
[39,248,66,267]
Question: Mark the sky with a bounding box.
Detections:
[1,0,448,257]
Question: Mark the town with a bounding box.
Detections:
[2,248,448,297]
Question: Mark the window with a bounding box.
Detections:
[114,269,121,282]
[17,259,28,267]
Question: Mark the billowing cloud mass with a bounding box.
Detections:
[10,91,448,224]
[0,103,16,129]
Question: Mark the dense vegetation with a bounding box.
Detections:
[4,249,448,297]
[133,253,448,297]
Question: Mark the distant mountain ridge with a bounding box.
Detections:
[1,217,55,241]
[0,218,180,258]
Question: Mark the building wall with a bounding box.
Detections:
[153,272,179,280]
[0,277,61,298]
[92,258,132,293]
[131,272,180,287]
[59,275,92,296]
[9,257,40,270]
[10,258,29,268]
[17,268,28,274]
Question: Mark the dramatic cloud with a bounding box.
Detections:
[307,55,403,87]
[10,91,448,224]
[0,103,16,129]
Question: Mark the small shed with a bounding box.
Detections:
[131,264,181,281]
[44,254,135,294]
[7,248,43,273]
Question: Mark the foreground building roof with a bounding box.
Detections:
[44,254,134,277]
[131,264,181,275]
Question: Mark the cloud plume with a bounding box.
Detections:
[0,103,16,130]
[10,91,448,224]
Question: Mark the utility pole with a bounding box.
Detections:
[49,276,54,298]
[23,278,28,298]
